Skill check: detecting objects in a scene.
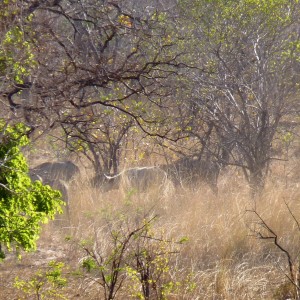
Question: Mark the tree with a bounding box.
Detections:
[0,119,64,259]
[61,105,135,176]
[178,0,300,196]
[0,0,48,129]
[0,0,185,175]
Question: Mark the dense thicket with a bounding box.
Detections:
[1,0,300,193]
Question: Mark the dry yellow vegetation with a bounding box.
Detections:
[1,160,300,299]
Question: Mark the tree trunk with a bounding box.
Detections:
[249,168,265,199]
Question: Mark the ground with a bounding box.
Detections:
[1,162,300,299]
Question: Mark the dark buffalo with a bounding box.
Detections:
[29,161,80,210]
[161,156,220,194]
[29,161,80,183]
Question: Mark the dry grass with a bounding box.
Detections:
[1,165,300,299]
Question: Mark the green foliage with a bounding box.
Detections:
[0,1,36,84]
[14,260,68,299]
[1,26,35,83]
[81,257,98,272]
[179,0,299,64]
[0,120,64,259]
[80,216,195,299]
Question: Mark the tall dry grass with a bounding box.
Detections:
[1,164,300,299]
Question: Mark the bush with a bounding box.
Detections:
[0,120,64,259]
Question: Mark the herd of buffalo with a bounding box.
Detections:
[29,157,220,212]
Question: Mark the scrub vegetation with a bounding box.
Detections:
[2,0,300,299]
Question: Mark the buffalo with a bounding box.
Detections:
[161,156,220,194]
[29,161,80,183]
[92,157,220,195]
[92,166,172,194]
[29,161,80,211]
